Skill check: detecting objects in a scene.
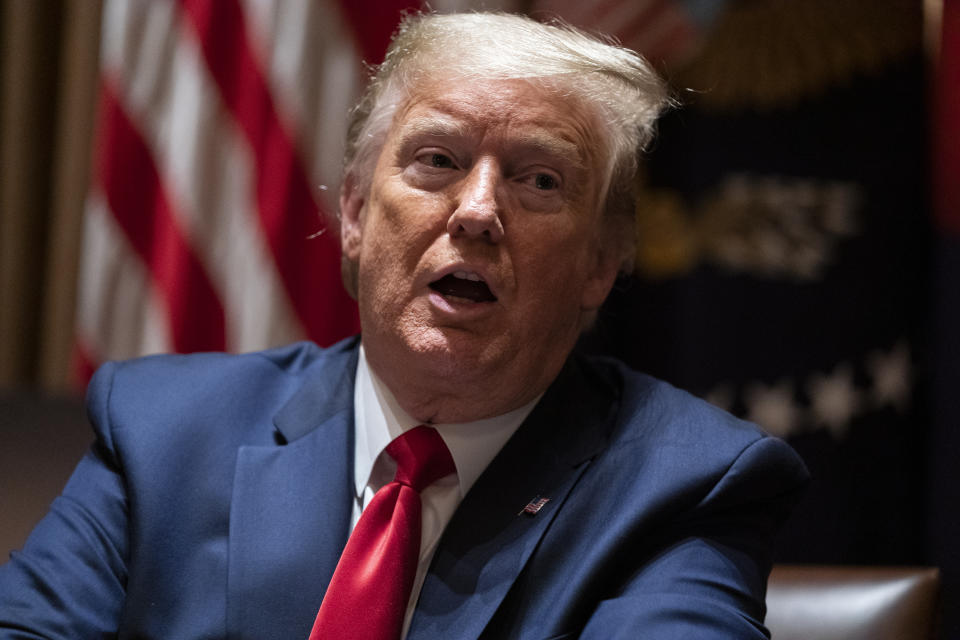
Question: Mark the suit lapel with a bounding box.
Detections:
[227,342,359,640]
[408,355,619,639]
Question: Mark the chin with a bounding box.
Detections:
[404,325,502,375]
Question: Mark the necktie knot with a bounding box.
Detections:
[386,425,456,492]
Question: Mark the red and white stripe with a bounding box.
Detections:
[76,0,421,379]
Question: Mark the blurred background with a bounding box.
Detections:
[1,0,957,635]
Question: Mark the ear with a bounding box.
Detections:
[339,173,365,261]
[579,250,620,312]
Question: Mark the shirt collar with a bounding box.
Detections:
[354,344,539,500]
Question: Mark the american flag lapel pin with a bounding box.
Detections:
[519,496,550,516]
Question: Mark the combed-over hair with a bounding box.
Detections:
[341,11,670,272]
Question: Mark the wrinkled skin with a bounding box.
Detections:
[340,78,619,423]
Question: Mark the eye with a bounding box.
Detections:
[534,173,558,190]
[522,171,561,192]
[418,152,456,169]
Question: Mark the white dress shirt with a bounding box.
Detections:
[352,345,538,639]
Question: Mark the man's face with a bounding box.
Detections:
[341,78,618,422]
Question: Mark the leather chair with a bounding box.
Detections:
[766,565,941,640]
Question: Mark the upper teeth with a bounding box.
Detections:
[453,270,482,282]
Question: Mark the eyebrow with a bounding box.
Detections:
[511,132,587,172]
[396,116,468,142]
[396,116,588,171]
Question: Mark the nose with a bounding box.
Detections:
[447,159,505,243]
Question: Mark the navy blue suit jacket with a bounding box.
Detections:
[0,338,807,639]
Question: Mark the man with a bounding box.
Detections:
[0,12,807,639]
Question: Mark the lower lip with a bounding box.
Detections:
[428,290,498,318]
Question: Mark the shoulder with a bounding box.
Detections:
[575,353,808,499]
[576,353,762,442]
[85,338,359,449]
[89,339,353,390]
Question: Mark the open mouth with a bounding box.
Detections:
[429,271,497,303]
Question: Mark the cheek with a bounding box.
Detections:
[516,251,587,315]
[368,186,448,247]
[513,226,602,318]
[519,221,593,273]
[358,192,446,296]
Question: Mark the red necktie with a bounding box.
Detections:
[308,425,456,640]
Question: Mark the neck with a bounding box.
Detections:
[362,343,561,424]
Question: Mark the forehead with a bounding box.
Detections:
[388,78,603,169]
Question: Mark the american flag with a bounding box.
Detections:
[520,497,551,516]
[74,0,424,380]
